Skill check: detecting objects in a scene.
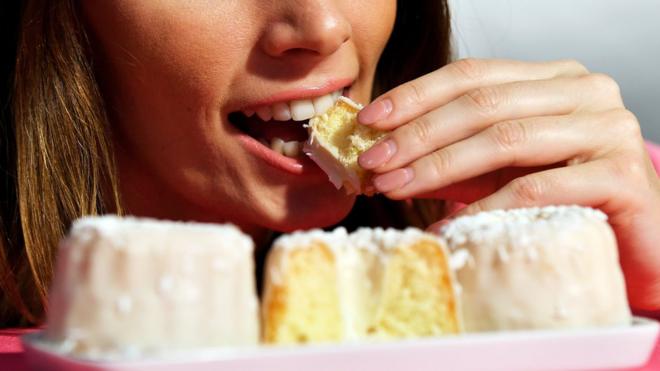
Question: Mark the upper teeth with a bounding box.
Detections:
[243,89,342,122]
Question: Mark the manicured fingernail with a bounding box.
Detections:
[373,167,414,193]
[359,139,397,169]
[358,99,392,125]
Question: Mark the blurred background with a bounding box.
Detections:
[448,0,660,142]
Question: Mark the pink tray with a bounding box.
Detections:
[22,317,658,371]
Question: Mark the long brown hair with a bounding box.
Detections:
[0,0,451,326]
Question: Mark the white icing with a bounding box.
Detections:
[70,215,253,253]
[115,295,133,315]
[303,139,359,192]
[158,275,174,295]
[272,227,442,255]
[272,227,349,253]
[440,206,630,332]
[337,96,364,110]
[45,215,260,357]
[449,248,472,270]
[441,205,607,248]
[350,227,440,251]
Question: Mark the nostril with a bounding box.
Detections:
[260,10,351,58]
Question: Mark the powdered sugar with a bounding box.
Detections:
[273,226,444,255]
[70,215,253,253]
[272,227,350,252]
[350,227,441,251]
[441,206,607,249]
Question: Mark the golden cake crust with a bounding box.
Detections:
[261,227,461,344]
[262,241,342,343]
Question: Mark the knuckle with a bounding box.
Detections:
[451,58,486,81]
[606,156,646,186]
[508,176,546,206]
[406,116,433,146]
[610,109,642,138]
[583,73,621,97]
[490,120,528,152]
[401,81,427,108]
[464,86,502,115]
[427,149,454,180]
[557,59,589,75]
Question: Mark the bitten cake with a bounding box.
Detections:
[44,216,259,357]
[441,206,631,332]
[303,97,387,195]
[261,227,461,344]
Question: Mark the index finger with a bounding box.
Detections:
[357,58,588,130]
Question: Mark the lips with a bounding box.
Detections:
[228,80,353,177]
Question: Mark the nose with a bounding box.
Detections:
[259,1,351,58]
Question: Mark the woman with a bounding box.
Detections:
[1,1,659,326]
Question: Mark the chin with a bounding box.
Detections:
[265,186,357,232]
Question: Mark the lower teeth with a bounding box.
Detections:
[261,137,303,158]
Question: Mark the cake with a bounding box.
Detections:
[441,206,631,332]
[303,97,387,195]
[44,216,259,357]
[261,227,461,344]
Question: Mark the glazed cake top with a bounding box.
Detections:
[272,226,442,253]
[69,215,254,252]
[441,205,608,247]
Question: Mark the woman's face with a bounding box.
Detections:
[81,1,396,237]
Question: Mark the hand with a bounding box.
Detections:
[357,58,660,311]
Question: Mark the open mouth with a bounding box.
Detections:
[228,87,348,159]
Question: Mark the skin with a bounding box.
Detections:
[82,2,660,310]
[80,0,396,245]
[357,59,660,310]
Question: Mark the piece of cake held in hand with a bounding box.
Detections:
[262,227,461,344]
[44,216,260,358]
[303,97,387,195]
[441,206,631,332]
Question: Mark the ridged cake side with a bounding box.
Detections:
[442,206,631,332]
[350,228,461,338]
[44,216,259,357]
[261,227,461,344]
[261,228,347,343]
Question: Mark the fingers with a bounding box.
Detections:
[359,75,625,173]
[417,166,554,204]
[454,160,626,217]
[371,110,630,199]
[425,161,617,235]
[358,58,590,129]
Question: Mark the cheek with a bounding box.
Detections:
[349,0,397,62]
[83,2,255,154]
[84,2,250,99]
[82,2,263,209]
[343,0,396,103]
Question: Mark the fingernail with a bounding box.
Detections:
[373,167,414,193]
[358,99,392,125]
[359,139,397,169]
